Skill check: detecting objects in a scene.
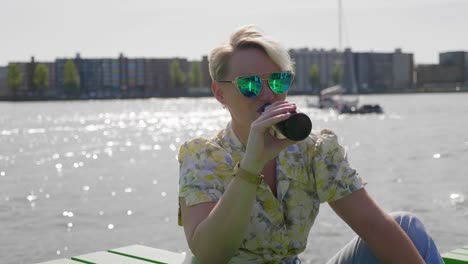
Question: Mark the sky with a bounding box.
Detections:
[1,0,468,66]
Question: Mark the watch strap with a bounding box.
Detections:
[233,162,263,186]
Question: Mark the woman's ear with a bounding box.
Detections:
[212,81,226,104]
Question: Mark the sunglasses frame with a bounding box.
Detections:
[216,71,294,98]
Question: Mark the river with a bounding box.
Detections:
[0,93,467,263]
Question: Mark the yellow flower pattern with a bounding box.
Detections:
[178,123,365,263]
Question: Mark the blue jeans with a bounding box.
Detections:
[325,212,444,264]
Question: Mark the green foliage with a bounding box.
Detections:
[7,64,23,92]
[189,61,201,87]
[170,59,186,88]
[332,63,342,85]
[33,64,49,91]
[308,64,320,92]
[63,60,80,97]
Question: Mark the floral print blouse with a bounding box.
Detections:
[178,122,365,263]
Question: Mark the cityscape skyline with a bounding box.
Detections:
[1,0,468,66]
[2,48,466,100]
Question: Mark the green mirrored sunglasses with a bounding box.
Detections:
[216,71,294,98]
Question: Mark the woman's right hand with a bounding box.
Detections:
[240,101,297,174]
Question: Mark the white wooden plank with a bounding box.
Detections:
[109,245,186,264]
[72,251,157,264]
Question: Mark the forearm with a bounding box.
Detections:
[364,214,425,264]
[190,176,257,264]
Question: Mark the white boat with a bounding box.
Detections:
[306,0,382,114]
[318,85,358,111]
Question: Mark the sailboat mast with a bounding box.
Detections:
[338,0,342,51]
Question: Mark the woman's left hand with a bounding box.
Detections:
[240,101,296,174]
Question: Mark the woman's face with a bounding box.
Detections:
[216,48,287,133]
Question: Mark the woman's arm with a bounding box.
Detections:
[329,188,425,264]
[180,101,296,264]
[180,174,258,264]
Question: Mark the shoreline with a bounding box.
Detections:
[1,89,467,102]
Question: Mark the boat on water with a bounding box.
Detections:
[303,0,383,115]
[317,85,383,114]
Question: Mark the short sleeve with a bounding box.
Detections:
[312,129,365,203]
[177,138,234,225]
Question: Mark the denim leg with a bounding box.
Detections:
[325,212,444,264]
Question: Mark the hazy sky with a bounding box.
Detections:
[1,0,467,66]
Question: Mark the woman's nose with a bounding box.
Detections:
[257,80,275,100]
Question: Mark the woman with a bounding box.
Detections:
[178,25,443,264]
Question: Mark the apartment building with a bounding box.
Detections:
[0,66,7,96]
[416,51,467,91]
[343,49,413,93]
[289,48,342,94]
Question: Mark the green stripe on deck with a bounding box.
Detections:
[72,250,163,264]
[108,245,185,264]
[35,245,185,264]
[69,258,95,264]
[108,250,166,264]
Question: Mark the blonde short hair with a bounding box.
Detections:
[208,25,295,81]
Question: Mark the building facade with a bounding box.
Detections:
[416,51,467,91]
[118,55,145,98]
[289,48,342,94]
[75,57,102,98]
[144,58,172,97]
[201,56,211,89]
[440,51,468,84]
[0,66,7,96]
[6,57,58,97]
[343,49,414,93]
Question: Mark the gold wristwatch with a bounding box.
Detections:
[234,162,264,186]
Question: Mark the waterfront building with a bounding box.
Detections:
[440,51,468,85]
[144,58,172,97]
[77,57,103,98]
[0,66,7,96]
[172,58,190,97]
[55,59,68,98]
[186,58,211,96]
[289,48,342,94]
[127,58,145,97]
[7,61,29,96]
[416,64,462,88]
[56,55,88,98]
[119,55,145,98]
[392,49,414,92]
[416,51,467,91]
[101,58,120,97]
[289,48,413,94]
[56,54,112,98]
[343,48,414,93]
[6,57,58,97]
[43,62,57,97]
[144,58,189,97]
[25,57,36,94]
[201,55,211,91]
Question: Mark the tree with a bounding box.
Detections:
[33,64,49,97]
[170,59,186,96]
[189,61,201,88]
[7,63,23,98]
[332,63,342,85]
[63,59,80,98]
[308,64,320,93]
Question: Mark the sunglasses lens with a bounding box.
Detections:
[237,75,262,98]
[269,72,292,94]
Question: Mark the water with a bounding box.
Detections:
[0,94,467,264]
